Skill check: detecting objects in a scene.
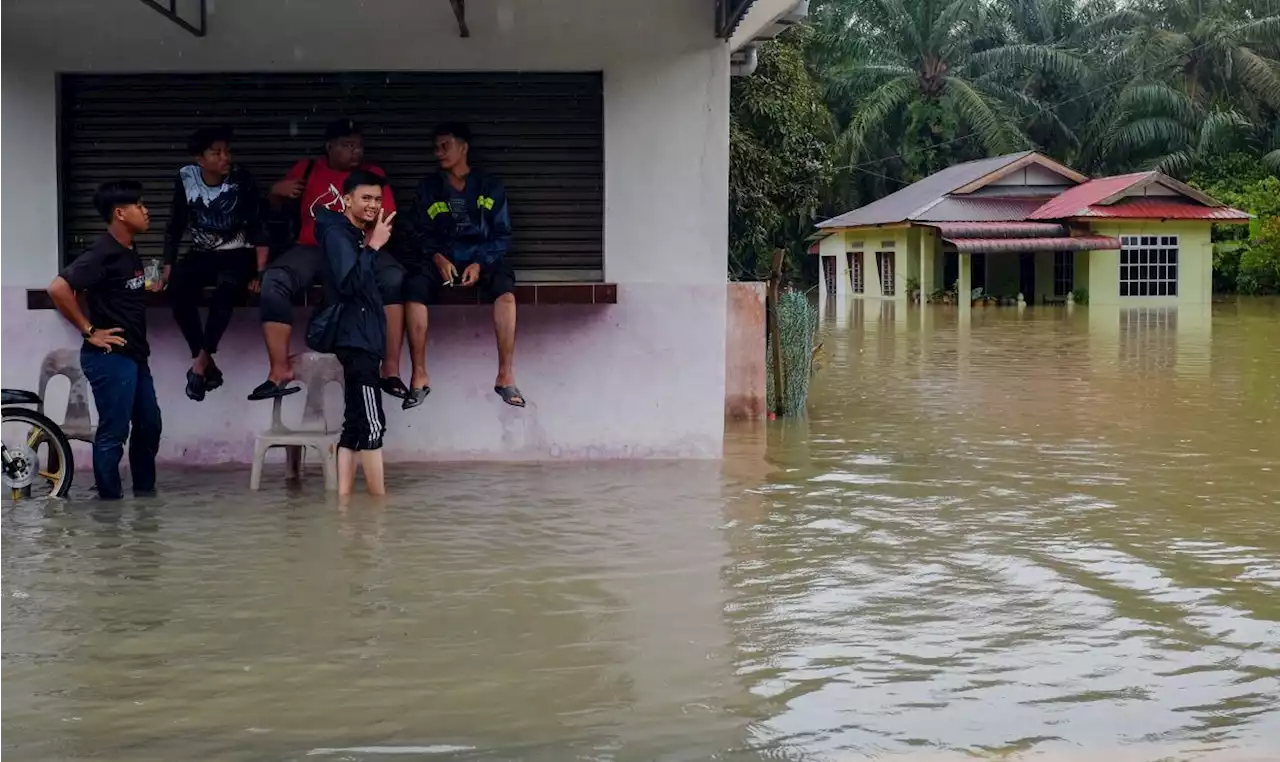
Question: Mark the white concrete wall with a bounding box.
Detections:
[0,62,59,287]
[0,0,732,461]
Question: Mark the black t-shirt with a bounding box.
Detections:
[59,233,150,361]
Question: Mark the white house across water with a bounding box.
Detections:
[1,0,801,463]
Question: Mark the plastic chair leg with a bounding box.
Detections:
[285,446,302,481]
[321,443,338,492]
[250,441,268,491]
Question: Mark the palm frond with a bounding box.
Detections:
[1106,116,1195,153]
[1263,149,1280,174]
[943,76,1029,153]
[1231,46,1280,111]
[972,43,1090,82]
[1197,109,1251,155]
[1114,82,1198,123]
[836,75,918,163]
[1154,150,1195,175]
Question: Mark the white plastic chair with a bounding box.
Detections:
[37,348,96,443]
[249,352,342,491]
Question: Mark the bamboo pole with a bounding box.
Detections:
[767,248,786,416]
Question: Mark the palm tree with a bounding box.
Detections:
[812,0,1087,181]
[1082,0,1280,174]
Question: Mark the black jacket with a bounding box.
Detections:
[315,209,386,357]
[412,170,512,266]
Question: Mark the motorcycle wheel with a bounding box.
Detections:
[2,406,75,500]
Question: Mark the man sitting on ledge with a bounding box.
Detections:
[161,126,267,402]
[252,118,409,401]
[404,122,524,408]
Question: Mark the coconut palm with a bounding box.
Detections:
[1082,0,1280,174]
[812,0,1088,178]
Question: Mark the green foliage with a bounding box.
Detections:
[1237,219,1280,295]
[1071,287,1089,304]
[1213,242,1244,291]
[729,0,1280,285]
[730,26,834,281]
[766,290,819,416]
[1191,169,1280,293]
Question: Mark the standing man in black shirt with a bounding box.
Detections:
[161,126,267,402]
[46,181,163,500]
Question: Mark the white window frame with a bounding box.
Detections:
[849,251,864,294]
[1119,235,1178,298]
[876,251,896,296]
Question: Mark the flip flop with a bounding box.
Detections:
[204,362,224,391]
[494,385,526,408]
[380,376,409,399]
[247,380,301,401]
[402,386,430,410]
[185,369,207,402]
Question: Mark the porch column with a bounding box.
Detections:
[958,252,972,313]
[920,245,935,300]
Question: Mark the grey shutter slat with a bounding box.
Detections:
[60,72,603,276]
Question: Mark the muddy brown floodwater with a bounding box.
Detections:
[4,300,1279,761]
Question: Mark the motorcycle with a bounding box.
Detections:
[2,389,75,500]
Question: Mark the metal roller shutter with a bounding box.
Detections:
[59,72,604,280]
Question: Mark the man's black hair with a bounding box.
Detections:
[342,169,386,196]
[432,121,472,144]
[187,125,233,156]
[324,118,363,142]
[93,180,144,223]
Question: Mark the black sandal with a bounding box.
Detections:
[494,385,526,408]
[204,361,224,392]
[247,379,301,401]
[402,386,430,410]
[380,376,409,399]
[185,369,207,402]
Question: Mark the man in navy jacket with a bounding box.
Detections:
[315,170,395,496]
[404,122,524,409]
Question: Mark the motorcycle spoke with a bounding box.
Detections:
[26,426,45,448]
[39,470,60,481]
[11,487,23,501]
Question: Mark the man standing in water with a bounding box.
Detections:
[253,118,410,401]
[313,170,396,496]
[46,181,163,500]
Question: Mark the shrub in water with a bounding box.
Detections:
[766,289,818,416]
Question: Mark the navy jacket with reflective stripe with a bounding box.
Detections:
[413,170,512,267]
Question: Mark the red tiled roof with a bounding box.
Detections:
[1060,198,1251,220]
[1027,173,1153,219]
[1028,172,1250,221]
[943,236,1121,253]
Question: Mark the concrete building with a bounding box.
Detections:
[813,152,1249,309]
[1,0,797,463]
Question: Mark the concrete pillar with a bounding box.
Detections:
[921,246,935,299]
[958,252,972,315]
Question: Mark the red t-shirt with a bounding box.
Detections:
[283,159,397,246]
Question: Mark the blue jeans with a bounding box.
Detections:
[80,349,163,500]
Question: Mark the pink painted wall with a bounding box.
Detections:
[724,282,765,420]
[1,284,726,464]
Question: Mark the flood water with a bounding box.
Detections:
[4,300,1280,761]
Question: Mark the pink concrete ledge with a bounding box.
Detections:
[26,283,618,310]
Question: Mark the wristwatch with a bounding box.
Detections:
[82,325,95,338]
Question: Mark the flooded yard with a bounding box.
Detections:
[4,300,1280,761]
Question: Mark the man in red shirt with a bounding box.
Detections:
[252,119,409,400]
